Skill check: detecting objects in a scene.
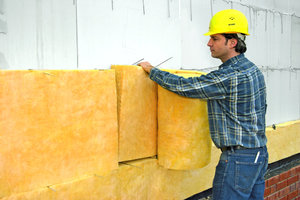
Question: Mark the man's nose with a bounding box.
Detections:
[207,39,212,47]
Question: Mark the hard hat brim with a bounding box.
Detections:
[204,31,250,36]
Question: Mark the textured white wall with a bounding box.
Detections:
[0,0,299,125]
[76,0,181,69]
[0,0,77,69]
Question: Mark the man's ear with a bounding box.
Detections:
[230,38,238,48]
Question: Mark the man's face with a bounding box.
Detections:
[207,34,234,62]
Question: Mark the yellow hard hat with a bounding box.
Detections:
[204,9,249,36]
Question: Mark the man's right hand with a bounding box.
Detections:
[138,62,154,74]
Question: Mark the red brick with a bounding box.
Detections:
[280,171,291,181]
[296,181,300,189]
[277,180,288,190]
[288,175,299,186]
[267,175,280,187]
[287,190,298,200]
[265,187,271,197]
[296,165,300,174]
[290,183,297,192]
[279,187,290,198]
[279,196,287,200]
[268,192,279,200]
[291,167,297,176]
[270,184,277,194]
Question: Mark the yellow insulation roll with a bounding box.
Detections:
[157,69,211,170]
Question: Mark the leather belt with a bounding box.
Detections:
[220,145,248,152]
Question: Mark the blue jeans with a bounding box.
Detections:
[212,146,268,200]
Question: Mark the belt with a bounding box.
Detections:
[220,145,249,152]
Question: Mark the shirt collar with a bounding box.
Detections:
[219,53,245,69]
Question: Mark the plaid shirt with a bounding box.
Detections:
[149,54,267,148]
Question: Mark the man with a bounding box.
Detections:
[139,9,268,200]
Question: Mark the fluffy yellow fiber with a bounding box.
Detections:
[111,65,157,162]
[0,70,118,196]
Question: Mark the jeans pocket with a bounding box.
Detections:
[235,161,262,193]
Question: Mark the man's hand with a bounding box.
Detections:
[138,62,154,74]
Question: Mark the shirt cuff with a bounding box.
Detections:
[149,67,160,80]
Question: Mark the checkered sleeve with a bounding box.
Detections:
[149,68,228,100]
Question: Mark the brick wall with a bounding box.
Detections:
[264,165,300,200]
